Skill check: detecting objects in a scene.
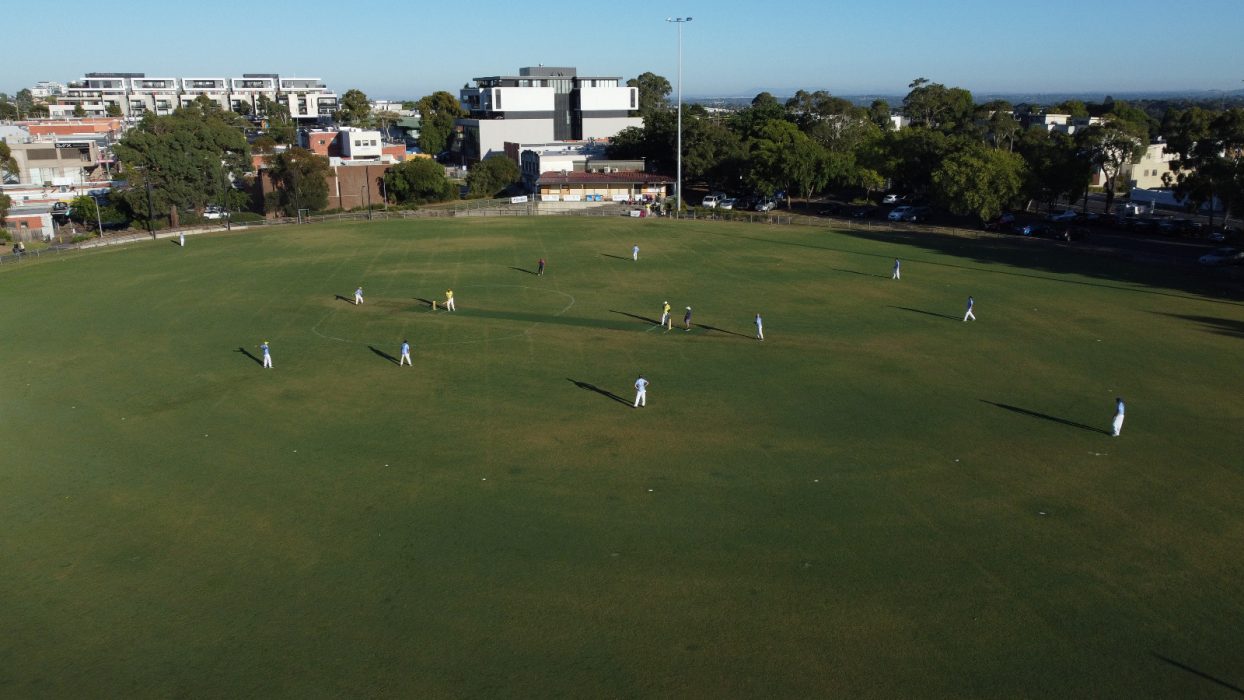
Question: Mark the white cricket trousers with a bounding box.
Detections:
[262,354,273,368]
[634,389,646,407]
[400,352,412,366]
[756,325,764,340]
[964,309,976,321]
[892,269,900,280]
[446,298,456,311]
[1112,413,1124,436]
[355,293,363,305]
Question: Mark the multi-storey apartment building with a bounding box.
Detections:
[50,72,336,122]
[456,66,641,162]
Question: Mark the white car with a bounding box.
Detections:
[1198,247,1244,266]
[1048,209,1078,223]
[701,195,721,208]
[881,193,906,204]
[754,199,776,212]
[203,205,227,220]
[719,198,736,210]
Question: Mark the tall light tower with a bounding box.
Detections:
[667,17,692,213]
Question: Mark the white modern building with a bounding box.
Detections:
[30,81,67,99]
[52,72,336,122]
[456,66,641,163]
[339,129,383,160]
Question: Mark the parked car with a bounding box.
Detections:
[1014,222,1049,237]
[888,205,928,222]
[701,195,721,208]
[1157,218,1201,236]
[983,212,1016,231]
[754,199,776,212]
[719,198,736,210]
[1048,209,1078,223]
[1198,247,1244,266]
[881,193,906,205]
[203,205,227,220]
[849,204,880,218]
[1074,211,1101,224]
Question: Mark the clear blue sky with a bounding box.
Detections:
[6,0,1242,100]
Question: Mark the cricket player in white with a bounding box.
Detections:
[1111,397,1125,436]
[261,341,273,368]
[354,287,364,305]
[660,301,671,329]
[179,232,186,247]
[755,313,764,340]
[634,375,648,408]
[632,244,639,261]
[892,258,901,280]
[399,340,412,366]
[963,295,976,321]
[444,289,456,311]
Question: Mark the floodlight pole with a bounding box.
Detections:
[667,17,692,214]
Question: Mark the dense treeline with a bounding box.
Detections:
[611,76,1244,223]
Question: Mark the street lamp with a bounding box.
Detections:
[667,16,692,214]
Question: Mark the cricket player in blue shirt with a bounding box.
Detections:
[399,340,412,367]
[261,341,272,369]
[963,296,976,321]
[1112,397,1125,436]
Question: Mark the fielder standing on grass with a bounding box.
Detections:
[634,375,649,408]
[660,301,672,329]
[755,313,764,340]
[354,286,364,305]
[444,288,456,311]
[892,258,901,280]
[261,341,273,369]
[963,295,976,322]
[399,339,412,367]
[179,232,186,247]
[537,258,545,276]
[632,244,639,261]
[1111,397,1125,436]
[683,306,693,331]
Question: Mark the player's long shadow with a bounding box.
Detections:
[508,266,537,275]
[236,347,262,365]
[601,253,631,261]
[889,305,960,321]
[699,324,751,339]
[1151,653,1244,695]
[414,297,437,308]
[334,294,353,304]
[833,267,889,279]
[567,378,631,406]
[368,345,399,365]
[609,309,660,325]
[980,400,1110,435]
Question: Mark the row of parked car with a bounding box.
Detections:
[701,193,778,212]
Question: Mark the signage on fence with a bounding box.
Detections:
[510,195,528,204]
[540,194,559,202]
[611,195,628,202]
[629,210,642,217]
[563,194,582,202]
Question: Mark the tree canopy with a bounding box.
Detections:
[626,72,671,119]
[415,91,467,155]
[264,148,331,215]
[384,158,456,204]
[112,100,250,226]
[465,156,520,198]
[335,89,372,127]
